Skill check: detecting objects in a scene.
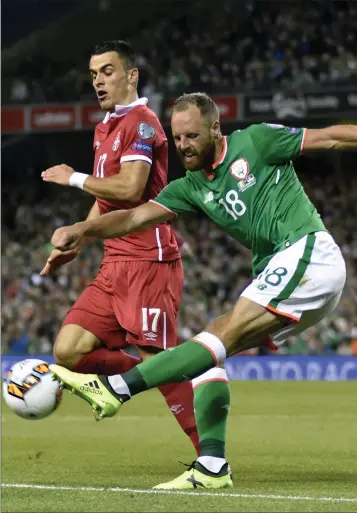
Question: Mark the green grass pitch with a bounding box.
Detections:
[2,381,357,512]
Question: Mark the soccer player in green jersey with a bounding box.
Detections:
[49,93,356,487]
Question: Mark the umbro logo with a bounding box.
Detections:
[170,404,184,415]
[144,332,157,341]
[80,380,103,395]
[203,191,214,203]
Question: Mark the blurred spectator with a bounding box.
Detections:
[3,1,357,104]
[10,78,29,103]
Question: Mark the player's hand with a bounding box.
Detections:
[51,223,86,252]
[40,248,80,276]
[41,164,74,186]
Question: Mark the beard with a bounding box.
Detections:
[177,138,216,171]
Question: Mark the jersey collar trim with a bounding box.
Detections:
[212,136,227,170]
[103,97,148,123]
[204,136,227,179]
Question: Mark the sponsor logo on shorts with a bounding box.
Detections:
[144,332,157,341]
[287,127,300,134]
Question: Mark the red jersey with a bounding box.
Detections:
[92,98,180,262]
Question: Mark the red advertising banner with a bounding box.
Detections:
[81,104,105,128]
[2,107,25,133]
[31,106,76,131]
[1,96,240,134]
[214,95,239,120]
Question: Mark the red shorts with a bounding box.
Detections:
[62,259,183,350]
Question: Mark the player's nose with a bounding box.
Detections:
[94,75,105,88]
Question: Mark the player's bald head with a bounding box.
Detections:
[172,93,220,125]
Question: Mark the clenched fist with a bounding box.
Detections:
[51,223,86,252]
[41,164,74,186]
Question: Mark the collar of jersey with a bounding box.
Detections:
[204,136,227,180]
[103,97,148,123]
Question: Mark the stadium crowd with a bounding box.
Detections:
[2,0,357,357]
[5,1,357,104]
[2,163,357,357]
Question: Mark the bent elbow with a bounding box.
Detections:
[120,187,144,204]
[108,190,140,203]
[127,191,143,203]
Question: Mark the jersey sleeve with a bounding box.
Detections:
[120,110,162,166]
[150,177,199,218]
[248,123,306,164]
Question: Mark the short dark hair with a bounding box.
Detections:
[173,92,220,121]
[92,40,136,70]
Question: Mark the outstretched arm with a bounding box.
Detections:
[51,201,175,252]
[303,125,357,151]
[41,161,150,202]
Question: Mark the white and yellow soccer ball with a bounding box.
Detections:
[3,359,62,420]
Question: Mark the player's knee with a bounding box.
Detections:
[53,325,99,369]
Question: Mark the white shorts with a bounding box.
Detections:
[241,231,346,346]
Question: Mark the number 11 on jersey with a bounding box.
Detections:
[96,154,107,178]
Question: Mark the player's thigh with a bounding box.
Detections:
[240,231,346,347]
[272,291,343,345]
[112,260,183,350]
[57,267,126,357]
[203,298,285,356]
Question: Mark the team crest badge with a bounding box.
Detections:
[112,131,121,151]
[229,158,249,180]
[137,122,156,140]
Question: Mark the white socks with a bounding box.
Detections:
[197,456,227,474]
[107,375,131,398]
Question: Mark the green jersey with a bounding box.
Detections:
[153,123,327,275]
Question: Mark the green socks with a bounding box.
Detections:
[194,379,230,458]
[122,338,222,395]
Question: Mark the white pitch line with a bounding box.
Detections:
[2,483,357,503]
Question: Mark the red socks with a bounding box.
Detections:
[72,347,140,375]
[159,382,200,455]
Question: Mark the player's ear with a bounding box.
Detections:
[210,119,221,139]
[128,67,139,86]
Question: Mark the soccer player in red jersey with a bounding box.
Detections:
[41,41,232,489]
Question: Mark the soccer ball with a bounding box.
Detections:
[3,359,62,420]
